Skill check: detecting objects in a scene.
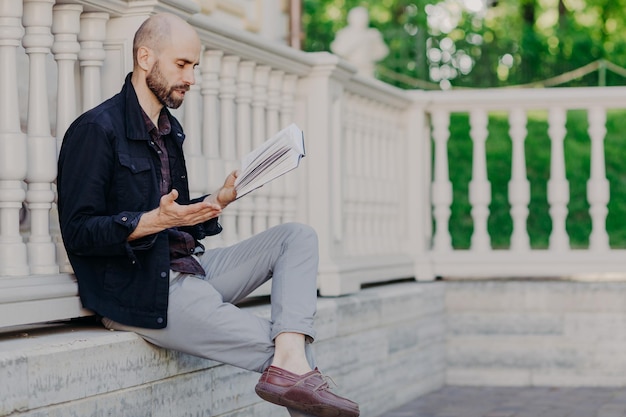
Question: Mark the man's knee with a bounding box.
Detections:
[282,222,318,247]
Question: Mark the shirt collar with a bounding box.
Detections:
[141,107,172,137]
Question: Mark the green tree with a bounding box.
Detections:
[302,0,626,89]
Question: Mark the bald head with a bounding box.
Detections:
[132,13,198,68]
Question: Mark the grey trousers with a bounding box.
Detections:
[103,223,319,416]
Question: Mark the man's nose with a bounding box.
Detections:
[183,67,195,85]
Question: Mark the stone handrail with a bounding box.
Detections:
[2,0,626,329]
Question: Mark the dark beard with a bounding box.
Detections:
[146,60,188,109]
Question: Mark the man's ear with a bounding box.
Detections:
[136,46,154,71]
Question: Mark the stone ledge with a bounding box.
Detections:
[0,281,446,417]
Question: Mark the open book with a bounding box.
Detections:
[234,123,305,199]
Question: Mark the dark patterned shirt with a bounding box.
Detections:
[143,109,206,276]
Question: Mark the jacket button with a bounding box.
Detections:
[160,271,167,278]
[157,317,164,324]
[121,216,128,222]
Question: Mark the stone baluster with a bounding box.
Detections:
[547,107,570,251]
[201,50,223,248]
[51,3,82,273]
[379,107,391,252]
[0,0,29,276]
[52,4,81,152]
[468,109,491,251]
[507,108,531,251]
[78,12,108,112]
[251,65,271,233]
[182,65,206,199]
[219,55,240,245]
[265,70,284,228]
[355,99,368,254]
[385,110,400,252]
[344,95,357,256]
[587,106,610,251]
[363,101,375,255]
[431,110,453,252]
[23,0,58,274]
[280,74,299,223]
[235,61,255,240]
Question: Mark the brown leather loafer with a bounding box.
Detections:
[255,366,360,417]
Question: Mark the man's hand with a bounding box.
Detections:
[205,170,238,208]
[128,189,222,241]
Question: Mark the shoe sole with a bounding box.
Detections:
[255,382,357,417]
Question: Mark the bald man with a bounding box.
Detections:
[58,13,359,417]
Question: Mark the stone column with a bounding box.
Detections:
[0,0,29,276]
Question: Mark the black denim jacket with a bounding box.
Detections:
[57,74,222,329]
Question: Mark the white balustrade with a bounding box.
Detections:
[0,0,29,276]
[4,0,626,329]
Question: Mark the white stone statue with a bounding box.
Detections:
[330,7,389,77]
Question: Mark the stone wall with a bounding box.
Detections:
[0,281,446,417]
[446,280,626,387]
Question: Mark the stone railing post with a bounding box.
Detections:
[280,74,299,223]
[508,108,531,251]
[266,69,285,228]
[182,64,206,199]
[201,49,224,248]
[547,107,570,251]
[297,52,355,295]
[78,12,108,111]
[0,0,29,276]
[23,0,58,274]
[406,92,434,280]
[50,3,82,274]
[431,110,453,252]
[468,109,491,251]
[218,55,240,245]
[235,61,256,240]
[587,106,610,251]
[250,65,271,234]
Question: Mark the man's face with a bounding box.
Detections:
[146,58,190,109]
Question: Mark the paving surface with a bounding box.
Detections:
[378,386,626,417]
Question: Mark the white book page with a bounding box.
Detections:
[234,123,305,198]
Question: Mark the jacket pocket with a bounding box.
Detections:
[118,153,151,174]
[116,153,154,208]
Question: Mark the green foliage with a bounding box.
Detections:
[302,0,626,88]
